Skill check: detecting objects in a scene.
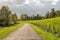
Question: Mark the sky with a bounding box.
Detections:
[0,0,60,16]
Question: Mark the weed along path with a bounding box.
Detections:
[2,23,43,40]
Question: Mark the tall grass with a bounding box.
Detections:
[31,24,58,40]
[29,17,60,40]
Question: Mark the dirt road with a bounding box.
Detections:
[2,23,43,40]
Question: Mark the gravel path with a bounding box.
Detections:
[2,23,43,40]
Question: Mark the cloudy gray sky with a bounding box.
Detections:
[0,0,60,16]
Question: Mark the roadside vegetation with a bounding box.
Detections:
[0,5,23,40]
[29,17,60,40]
[0,23,24,40]
[31,24,58,40]
[19,8,60,40]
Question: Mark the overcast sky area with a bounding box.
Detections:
[0,0,60,16]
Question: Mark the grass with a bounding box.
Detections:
[31,24,58,40]
[1,17,60,40]
[0,23,24,40]
[29,17,60,40]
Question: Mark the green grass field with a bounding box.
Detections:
[29,17,60,40]
[0,23,24,40]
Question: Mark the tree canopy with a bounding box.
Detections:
[0,5,18,26]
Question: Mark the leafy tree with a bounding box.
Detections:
[20,14,28,21]
[35,14,42,20]
[56,10,60,17]
[31,15,36,20]
[45,11,50,19]
[12,13,18,24]
[0,5,12,26]
[49,8,56,18]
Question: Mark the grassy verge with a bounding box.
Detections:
[0,23,24,40]
[30,24,58,40]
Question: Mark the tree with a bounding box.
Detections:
[45,11,50,19]
[35,14,42,20]
[49,8,56,18]
[12,13,18,24]
[0,5,12,26]
[20,14,28,21]
[31,15,35,20]
[56,10,60,17]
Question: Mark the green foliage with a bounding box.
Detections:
[45,8,60,19]
[31,24,58,40]
[49,8,56,18]
[20,14,42,21]
[20,13,28,21]
[0,5,18,26]
[12,13,18,24]
[29,17,60,40]
[56,10,60,17]
[0,5,12,25]
[45,11,50,19]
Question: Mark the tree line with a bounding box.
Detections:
[20,8,60,21]
[20,14,43,21]
[0,5,18,26]
[45,8,60,19]
[0,5,60,26]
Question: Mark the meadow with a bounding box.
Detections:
[29,17,60,40]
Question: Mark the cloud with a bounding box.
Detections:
[32,0,45,6]
[25,0,45,7]
[0,0,13,2]
[0,0,60,16]
[4,0,9,1]
[15,0,45,7]
[42,0,52,2]
[41,0,59,5]
[52,0,59,5]
[35,0,45,6]
[24,0,30,4]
